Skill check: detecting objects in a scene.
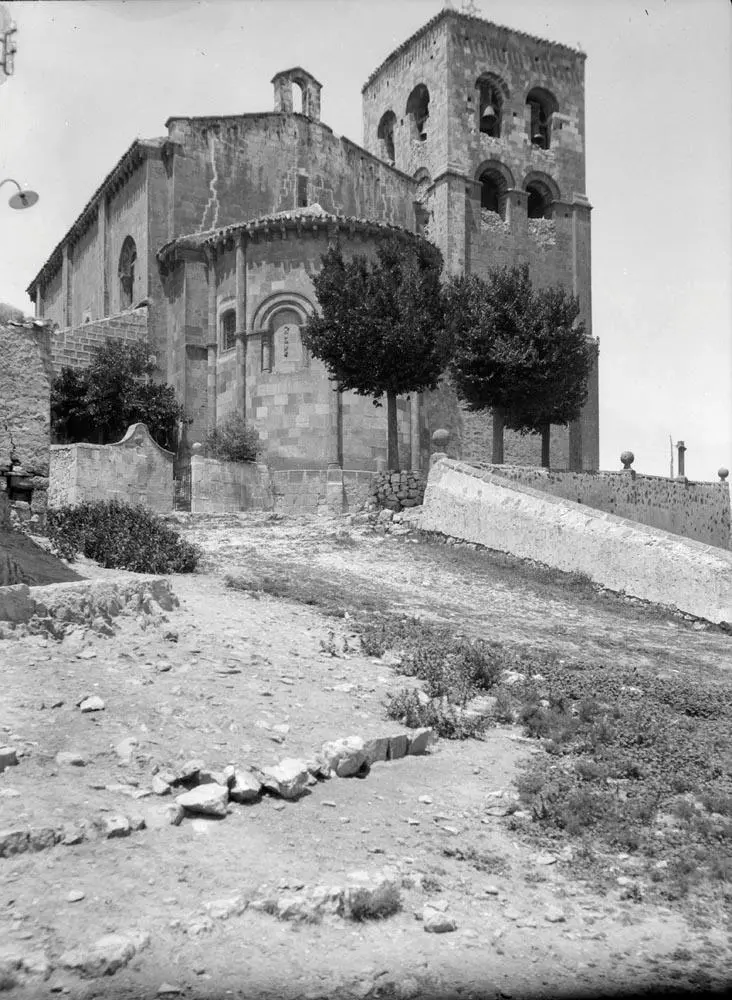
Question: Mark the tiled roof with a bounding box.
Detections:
[157,205,417,262]
[362,8,585,92]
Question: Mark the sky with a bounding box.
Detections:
[1,0,730,480]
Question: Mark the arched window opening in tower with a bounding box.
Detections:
[479,169,508,220]
[292,81,304,115]
[118,236,137,310]
[406,84,430,141]
[526,87,558,149]
[477,77,503,137]
[377,110,397,164]
[526,180,553,220]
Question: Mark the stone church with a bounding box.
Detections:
[27,7,598,473]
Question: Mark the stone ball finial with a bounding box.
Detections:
[191,442,203,455]
[431,428,450,450]
[620,451,634,471]
[719,467,729,482]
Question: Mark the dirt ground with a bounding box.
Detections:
[1,511,730,1000]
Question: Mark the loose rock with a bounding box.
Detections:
[101,814,132,839]
[260,759,310,800]
[0,828,30,858]
[423,905,457,934]
[55,752,86,767]
[176,783,229,818]
[151,776,171,796]
[228,768,262,803]
[319,737,368,778]
[79,696,105,714]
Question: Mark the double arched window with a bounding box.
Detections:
[118,236,137,309]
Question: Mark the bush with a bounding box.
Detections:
[204,414,261,464]
[384,687,489,740]
[51,340,185,450]
[47,500,200,573]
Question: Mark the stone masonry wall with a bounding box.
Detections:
[419,458,732,625]
[371,471,426,511]
[190,456,274,513]
[189,459,376,515]
[49,308,149,374]
[0,315,53,521]
[474,464,731,550]
[48,423,174,512]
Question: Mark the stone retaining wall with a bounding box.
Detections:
[371,470,426,511]
[190,456,274,513]
[475,464,731,550]
[419,458,732,625]
[49,424,174,513]
[190,460,376,514]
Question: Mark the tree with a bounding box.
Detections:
[51,340,185,451]
[302,236,447,471]
[504,283,598,467]
[444,265,538,464]
[445,265,596,466]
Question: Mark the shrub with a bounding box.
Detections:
[204,414,261,464]
[384,687,489,740]
[47,500,200,573]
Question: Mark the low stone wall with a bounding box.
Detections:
[190,456,274,513]
[271,468,376,514]
[50,308,148,374]
[189,460,375,514]
[49,424,174,512]
[476,464,731,550]
[419,458,732,625]
[371,470,426,511]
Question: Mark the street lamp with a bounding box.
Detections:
[0,178,39,209]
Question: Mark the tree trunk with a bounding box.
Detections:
[541,423,550,468]
[386,390,400,471]
[491,407,504,464]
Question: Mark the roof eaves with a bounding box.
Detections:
[361,9,585,93]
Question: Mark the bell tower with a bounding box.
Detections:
[361,8,598,471]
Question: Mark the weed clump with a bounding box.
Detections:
[47,500,200,573]
[385,687,489,740]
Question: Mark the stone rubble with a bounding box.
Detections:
[59,930,150,977]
